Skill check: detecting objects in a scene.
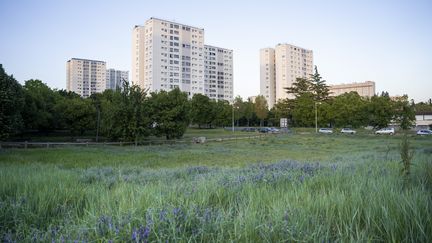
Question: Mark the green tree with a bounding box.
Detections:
[291,93,315,127]
[212,100,232,127]
[393,95,415,130]
[233,96,244,126]
[309,66,330,101]
[149,88,190,139]
[243,99,255,126]
[330,92,368,128]
[56,97,95,136]
[284,77,312,99]
[21,79,60,132]
[367,93,394,129]
[0,64,24,139]
[254,95,268,126]
[99,81,151,142]
[190,94,215,128]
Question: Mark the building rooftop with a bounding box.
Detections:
[147,17,204,31]
[69,58,105,63]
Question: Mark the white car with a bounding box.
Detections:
[340,128,356,134]
[417,129,432,135]
[375,128,395,135]
[319,128,333,134]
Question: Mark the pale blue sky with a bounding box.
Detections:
[0,0,431,101]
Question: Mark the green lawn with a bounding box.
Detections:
[1,133,431,242]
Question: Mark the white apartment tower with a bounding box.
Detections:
[132,17,233,102]
[204,45,233,100]
[66,58,106,98]
[106,69,129,90]
[260,44,313,108]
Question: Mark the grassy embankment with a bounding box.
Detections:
[1,131,432,242]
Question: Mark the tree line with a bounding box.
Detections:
[0,64,427,141]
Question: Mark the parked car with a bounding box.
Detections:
[318,128,333,134]
[340,128,356,134]
[268,127,280,133]
[241,127,256,132]
[417,129,432,135]
[259,127,271,133]
[375,128,395,135]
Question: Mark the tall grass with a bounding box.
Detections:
[1,134,431,241]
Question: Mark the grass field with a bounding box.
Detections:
[1,130,432,242]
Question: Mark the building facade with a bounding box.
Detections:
[106,68,129,90]
[204,45,233,101]
[132,17,233,102]
[66,58,106,98]
[329,81,375,98]
[260,43,313,108]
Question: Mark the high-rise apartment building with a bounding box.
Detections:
[66,58,106,98]
[260,43,313,108]
[106,68,129,90]
[132,17,233,102]
[329,81,375,98]
[204,45,233,100]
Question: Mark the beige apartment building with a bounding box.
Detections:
[260,43,314,108]
[106,68,129,91]
[204,45,233,101]
[329,81,375,98]
[66,58,106,98]
[132,17,233,102]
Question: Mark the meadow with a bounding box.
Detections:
[1,130,432,242]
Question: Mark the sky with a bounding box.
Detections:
[0,0,431,102]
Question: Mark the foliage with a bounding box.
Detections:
[367,93,394,129]
[212,100,232,127]
[149,88,190,139]
[399,132,414,184]
[309,66,330,101]
[0,64,24,139]
[393,95,415,130]
[21,79,61,132]
[99,81,151,141]
[254,95,268,126]
[329,92,368,128]
[190,94,215,128]
[56,97,95,136]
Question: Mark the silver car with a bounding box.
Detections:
[319,128,333,134]
[417,129,432,135]
[341,128,356,134]
[375,128,395,135]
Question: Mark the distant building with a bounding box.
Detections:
[329,81,375,98]
[66,58,106,98]
[106,68,129,90]
[132,17,233,102]
[415,112,432,130]
[260,43,314,108]
[248,96,257,102]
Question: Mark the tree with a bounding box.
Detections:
[284,77,312,99]
[254,95,268,126]
[393,95,415,130]
[243,99,255,126]
[330,92,368,128]
[99,80,151,142]
[21,79,60,132]
[367,93,394,129]
[233,96,244,126]
[0,64,24,139]
[190,94,215,128]
[291,92,315,127]
[212,100,232,127]
[149,88,190,139]
[56,97,95,136]
[309,66,330,101]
